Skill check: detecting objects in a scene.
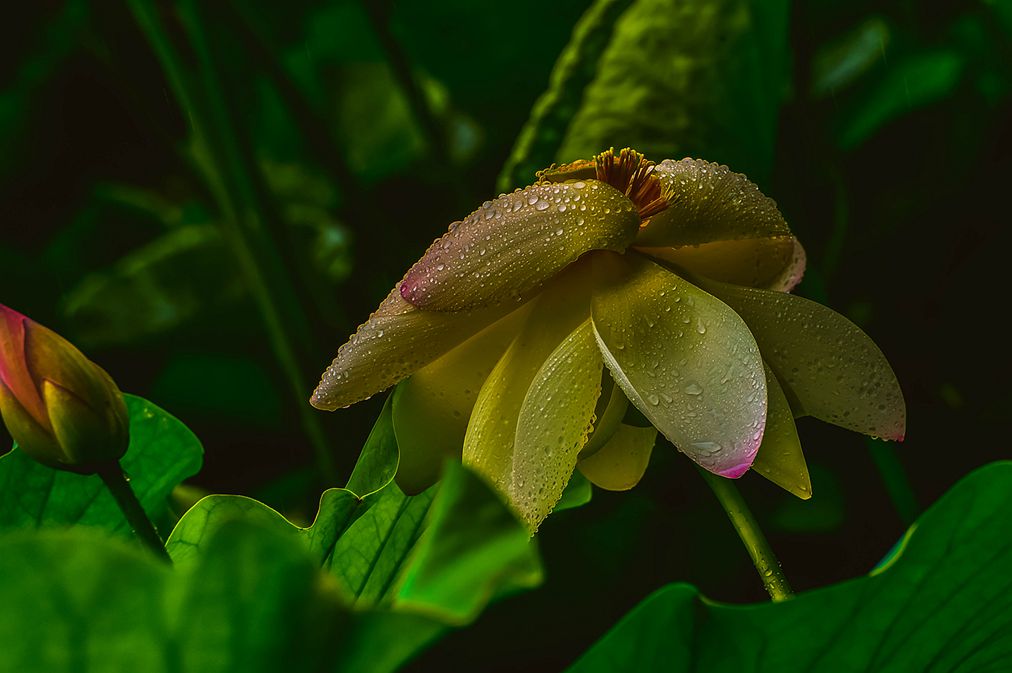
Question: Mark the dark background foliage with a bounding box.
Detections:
[2,0,1009,670]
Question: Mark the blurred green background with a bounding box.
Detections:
[2,0,1010,670]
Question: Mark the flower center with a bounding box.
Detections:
[537,148,673,223]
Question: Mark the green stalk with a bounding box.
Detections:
[97,463,172,563]
[867,438,919,526]
[128,1,337,484]
[698,467,793,602]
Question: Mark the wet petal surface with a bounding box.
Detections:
[577,423,657,491]
[638,235,806,292]
[635,159,790,247]
[698,278,906,441]
[512,320,603,530]
[390,306,530,494]
[462,267,594,524]
[751,364,812,499]
[310,286,519,411]
[400,180,640,311]
[591,253,767,477]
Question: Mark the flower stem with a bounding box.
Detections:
[698,467,792,601]
[866,438,919,526]
[97,463,172,564]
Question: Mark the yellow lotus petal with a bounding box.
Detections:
[698,278,906,441]
[310,286,518,410]
[752,363,812,499]
[399,180,640,312]
[577,423,657,491]
[590,253,767,478]
[579,372,629,460]
[511,319,603,530]
[391,304,531,494]
[637,235,806,292]
[463,264,595,510]
[635,159,791,247]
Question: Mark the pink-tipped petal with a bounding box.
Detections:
[0,305,48,427]
[400,180,640,312]
[590,253,767,478]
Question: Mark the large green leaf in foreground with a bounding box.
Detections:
[0,459,540,673]
[0,394,203,536]
[569,462,1012,672]
[164,399,542,673]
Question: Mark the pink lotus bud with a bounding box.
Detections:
[0,304,128,472]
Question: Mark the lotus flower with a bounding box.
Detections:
[311,149,905,531]
[0,304,128,472]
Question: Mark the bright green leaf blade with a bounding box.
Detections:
[696,277,906,441]
[346,395,399,498]
[0,520,351,673]
[0,394,203,536]
[167,438,541,671]
[512,319,603,531]
[175,520,346,673]
[399,180,639,312]
[0,529,171,672]
[555,470,594,512]
[590,254,766,478]
[569,462,1012,672]
[751,364,811,499]
[555,0,790,185]
[391,460,543,624]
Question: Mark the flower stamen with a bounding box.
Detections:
[593,148,673,222]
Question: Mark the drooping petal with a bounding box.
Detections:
[578,372,629,460]
[399,180,640,312]
[590,253,767,478]
[311,286,519,410]
[512,320,603,530]
[638,235,807,292]
[390,305,531,494]
[462,264,595,512]
[697,278,906,441]
[752,364,812,499]
[635,159,791,247]
[577,423,657,491]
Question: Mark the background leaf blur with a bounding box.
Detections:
[1,0,1010,670]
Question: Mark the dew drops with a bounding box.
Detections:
[684,382,703,395]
